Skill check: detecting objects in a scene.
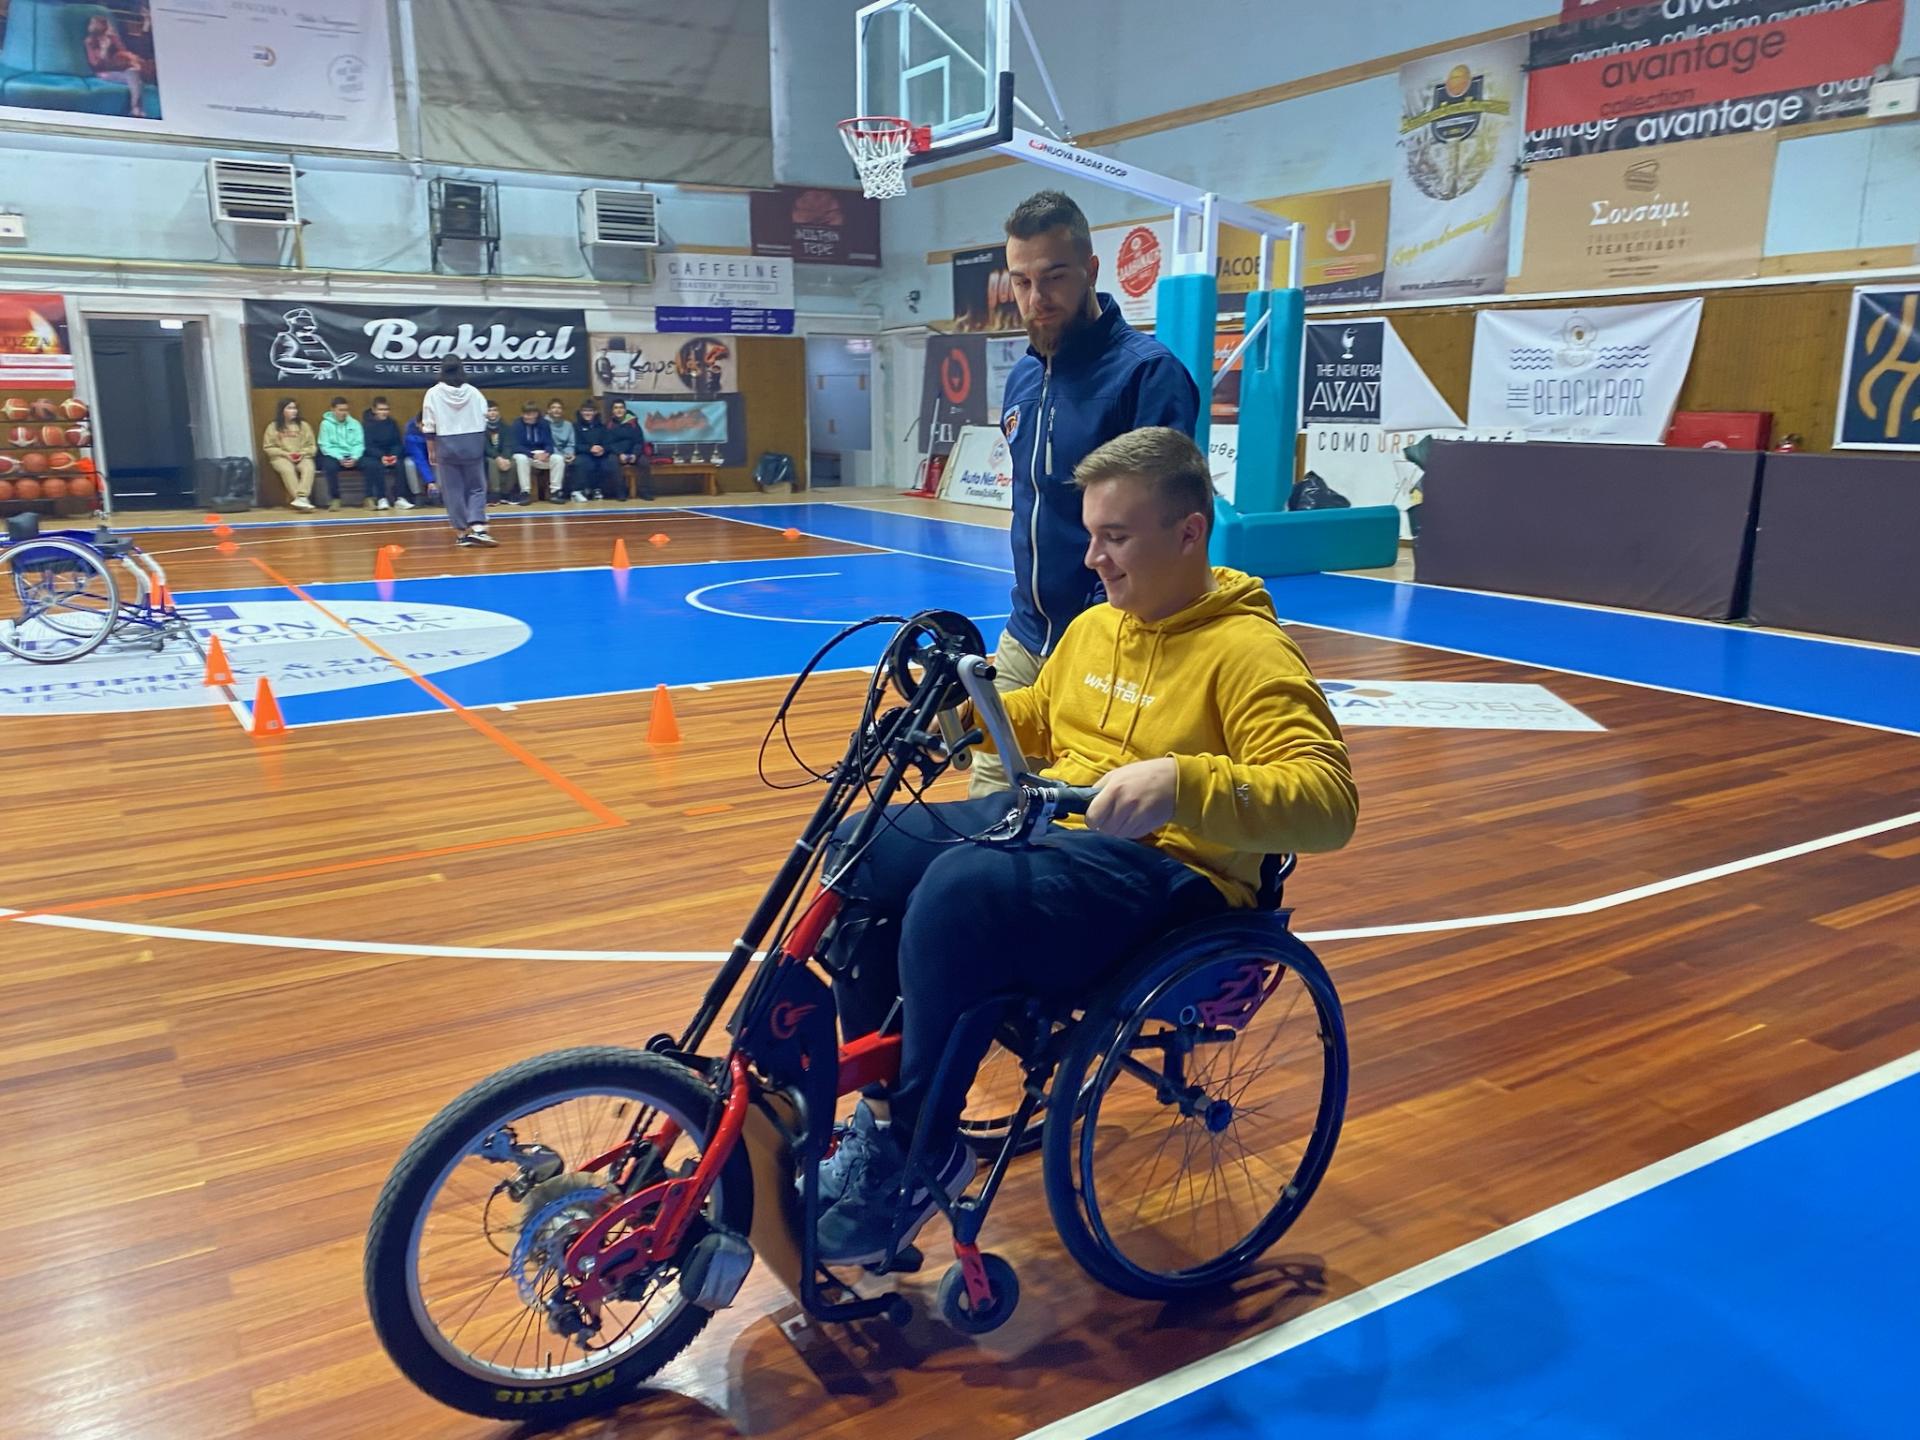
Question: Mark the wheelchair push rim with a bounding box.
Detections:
[0,537,119,663]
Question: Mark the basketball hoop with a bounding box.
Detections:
[838,116,929,200]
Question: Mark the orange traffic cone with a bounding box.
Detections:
[373,544,404,581]
[203,635,234,687]
[203,513,221,525]
[612,538,631,570]
[213,524,233,540]
[216,540,239,556]
[250,675,286,737]
[648,684,681,744]
[781,527,801,541]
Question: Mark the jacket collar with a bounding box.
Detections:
[1028,292,1127,372]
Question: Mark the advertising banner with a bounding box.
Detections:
[1469,298,1703,443]
[1519,132,1774,291]
[1835,287,1920,451]
[1522,0,1897,161]
[1384,36,1527,300]
[920,334,989,456]
[0,291,73,388]
[652,254,794,334]
[750,186,881,266]
[1091,219,1170,325]
[987,337,1026,420]
[1218,184,1391,310]
[244,302,587,388]
[951,245,1021,333]
[0,1,397,151]
[588,333,736,397]
[939,424,1014,509]
[0,291,95,513]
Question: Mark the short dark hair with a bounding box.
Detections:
[440,361,465,382]
[548,397,564,407]
[371,395,389,406]
[1005,189,1092,257]
[1074,427,1214,534]
[330,395,348,407]
[521,401,539,413]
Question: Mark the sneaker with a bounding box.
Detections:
[290,497,315,511]
[456,534,480,547]
[375,497,391,510]
[394,497,415,511]
[814,1101,887,1208]
[591,489,604,501]
[815,1126,974,1266]
[469,527,498,547]
[570,490,588,504]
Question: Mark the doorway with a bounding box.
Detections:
[807,336,875,487]
[85,318,213,510]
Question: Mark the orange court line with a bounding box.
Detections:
[247,556,627,828]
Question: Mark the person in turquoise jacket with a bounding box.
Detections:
[317,396,367,507]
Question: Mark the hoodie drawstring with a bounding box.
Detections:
[1098,619,1124,731]
[1121,628,1165,754]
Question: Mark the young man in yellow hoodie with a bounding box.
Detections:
[816,426,1357,1264]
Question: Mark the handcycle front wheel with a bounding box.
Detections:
[0,537,119,663]
[1042,917,1348,1301]
[363,1046,753,1423]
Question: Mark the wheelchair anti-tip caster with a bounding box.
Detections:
[936,1252,1018,1335]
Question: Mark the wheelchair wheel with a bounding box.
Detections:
[363,1047,753,1422]
[1042,916,1347,1301]
[0,538,119,663]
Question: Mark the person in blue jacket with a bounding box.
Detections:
[970,189,1201,797]
[403,415,437,503]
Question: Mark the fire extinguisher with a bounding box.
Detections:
[1773,433,1802,453]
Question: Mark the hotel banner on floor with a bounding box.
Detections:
[0,1,397,152]
[1218,184,1390,312]
[1519,132,1774,291]
[1469,298,1703,443]
[1522,0,1898,162]
[1835,287,1920,452]
[1384,37,1526,301]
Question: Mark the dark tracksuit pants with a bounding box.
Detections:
[573,452,623,498]
[827,795,1227,1150]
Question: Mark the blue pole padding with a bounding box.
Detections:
[1154,271,1218,457]
[1232,287,1304,517]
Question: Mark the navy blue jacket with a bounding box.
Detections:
[999,293,1200,656]
[510,417,554,455]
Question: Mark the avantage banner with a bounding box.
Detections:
[1518,131,1775,291]
[1561,0,1655,18]
[750,185,881,267]
[1523,0,1898,162]
[1835,287,1920,452]
[1385,37,1526,300]
[244,302,588,388]
[1469,298,1703,443]
[1218,184,1390,311]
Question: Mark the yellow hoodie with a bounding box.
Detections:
[998,567,1357,908]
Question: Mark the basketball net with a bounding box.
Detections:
[838,117,928,200]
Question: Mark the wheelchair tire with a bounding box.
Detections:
[364,1047,752,1422]
[1042,916,1348,1302]
[1,537,119,663]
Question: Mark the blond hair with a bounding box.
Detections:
[1072,426,1214,531]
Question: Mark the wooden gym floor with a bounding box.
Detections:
[3,496,1917,1438]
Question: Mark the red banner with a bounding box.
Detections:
[1561,0,1654,17]
[1527,0,1901,132]
[0,292,73,391]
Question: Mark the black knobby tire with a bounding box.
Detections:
[363,1046,753,1422]
[1041,919,1348,1301]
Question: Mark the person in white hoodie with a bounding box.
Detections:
[420,361,497,546]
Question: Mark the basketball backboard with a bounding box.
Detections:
[855,0,1017,164]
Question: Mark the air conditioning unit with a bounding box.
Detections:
[582,188,659,248]
[207,159,299,227]
[436,180,495,241]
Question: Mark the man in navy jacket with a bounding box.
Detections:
[970,189,1201,796]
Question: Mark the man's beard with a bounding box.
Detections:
[1026,291,1096,357]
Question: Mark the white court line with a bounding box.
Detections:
[6,806,1916,959]
[1021,1043,1920,1440]
[685,571,1010,628]
[820,499,1013,532]
[693,506,1019,576]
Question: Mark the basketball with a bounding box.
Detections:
[21,452,48,475]
[0,455,15,476]
[0,399,27,421]
[39,478,66,500]
[67,426,90,447]
[29,398,60,421]
[46,452,76,471]
[14,479,41,499]
[40,424,66,447]
[67,474,96,497]
[0,480,13,501]
[6,426,35,447]
[58,397,89,421]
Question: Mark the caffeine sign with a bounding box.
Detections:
[244,302,589,388]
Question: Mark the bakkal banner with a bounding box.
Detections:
[920,334,989,456]
[1520,132,1775,291]
[244,302,586,388]
[1218,184,1391,311]
[1385,37,1526,300]
[1523,0,1898,162]
[952,245,1021,333]
[749,186,881,267]
[1091,220,1170,325]
[1835,288,1920,452]
[653,255,794,334]
[1469,298,1703,443]
[588,333,736,397]
[0,1,397,152]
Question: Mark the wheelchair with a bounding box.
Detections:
[362,611,1349,1422]
[0,513,189,664]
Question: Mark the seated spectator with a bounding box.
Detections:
[546,400,578,499]
[607,398,655,502]
[85,16,149,119]
[361,397,413,510]
[404,415,438,504]
[482,404,522,502]
[317,396,367,505]
[572,401,624,500]
[263,398,319,511]
[511,401,567,502]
